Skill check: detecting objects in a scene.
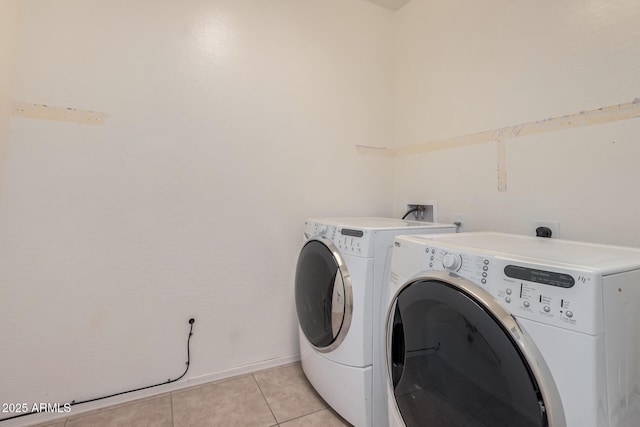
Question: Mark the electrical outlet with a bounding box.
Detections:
[452,213,465,232]
[532,220,560,239]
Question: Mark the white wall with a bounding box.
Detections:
[5,0,640,422]
[392,0,640,246]
[0,0,21,177]
[0,0,394,421]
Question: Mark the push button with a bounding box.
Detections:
[523,301,530,308]
[566,311,574,318]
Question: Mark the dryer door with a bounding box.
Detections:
[295,237,353,353]
[386,272,565,427]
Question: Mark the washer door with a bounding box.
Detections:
[387,272,565,427]
[295,237,353,353]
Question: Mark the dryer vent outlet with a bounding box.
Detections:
[405,202,437,222]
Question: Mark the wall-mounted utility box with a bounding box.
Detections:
[405,201,438,222]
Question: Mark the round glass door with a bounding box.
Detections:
[295,238,352,352]
[388,277,560,427]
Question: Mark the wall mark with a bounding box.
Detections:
[13,101,108,125]
[355,144,395,156]
[385,98,640,158]
[358,98,640,191]
[497,138,507,192]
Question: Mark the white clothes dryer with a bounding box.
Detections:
[384,232,640,427]
[295,217,457,427]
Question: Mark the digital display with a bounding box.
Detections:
[504,265,575,288]
[341,228,364,238]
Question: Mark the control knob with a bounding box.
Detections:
[442,253,462,271]
[316,224,328,236]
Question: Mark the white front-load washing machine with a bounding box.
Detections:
[385,232,640,427]
[295,217,457,426]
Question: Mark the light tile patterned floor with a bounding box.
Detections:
[27,363,351,427]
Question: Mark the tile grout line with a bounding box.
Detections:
[251,372,279,425]
[169,392,175,427]
[275,407,333,425]
[41,363,325,427]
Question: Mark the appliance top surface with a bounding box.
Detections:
[404,232,640,272]
[307,216,455,230]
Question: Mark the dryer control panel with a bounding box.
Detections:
[391,236,604,336]
[423,246,492,287]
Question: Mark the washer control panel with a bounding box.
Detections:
[305,221,372,257]
[489,259,600,335]
[391,237,602,335]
